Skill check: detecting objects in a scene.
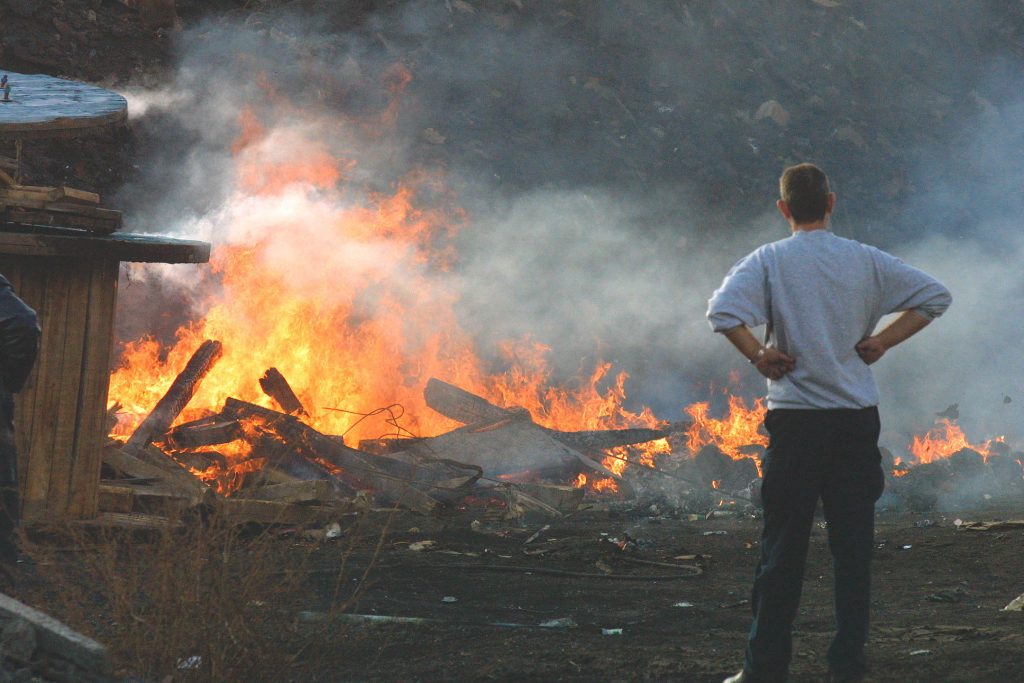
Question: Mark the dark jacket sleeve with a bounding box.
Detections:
[0,280,40,394]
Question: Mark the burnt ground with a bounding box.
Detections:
[295,505,1024,683]
[11,501,1023,682]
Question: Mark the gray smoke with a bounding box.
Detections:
[113,1,1024,460]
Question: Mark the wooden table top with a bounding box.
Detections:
[0,70,127,139]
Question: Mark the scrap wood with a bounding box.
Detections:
[233,479,340,505]
[98,480,194,514]
[102,445,214,507]
[124,339,223,452]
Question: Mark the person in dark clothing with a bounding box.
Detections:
[0,274,40,566]
[708,164,951,683]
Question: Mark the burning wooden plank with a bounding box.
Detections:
[164,417,243,449]
[259,367,308,416]
[123,339,223,452]
[424,378,667,451]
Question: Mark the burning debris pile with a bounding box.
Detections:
[101,338,674,524]
[102,333,1024,527]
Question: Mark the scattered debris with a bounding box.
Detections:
[1002,593,1024,612]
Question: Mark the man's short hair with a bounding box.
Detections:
[779,163,831,224]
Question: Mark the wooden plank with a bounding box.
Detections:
[22,260,72,519]
[67,260,119,518]
[44,260,90,516]
[98,481,193,515]
[233,479,337,504]
[102,446,213,507]
[124,339,222,451]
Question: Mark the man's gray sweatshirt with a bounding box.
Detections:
[706,229,952,410]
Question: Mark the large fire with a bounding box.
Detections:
[108,102,665,492]
[107,73,1005,497]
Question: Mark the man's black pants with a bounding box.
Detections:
[744,407,885,682]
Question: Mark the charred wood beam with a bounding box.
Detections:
[124,339,223,451]
[165,418,243,449]
[259,367,308,416]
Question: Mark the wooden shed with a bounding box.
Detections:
[0,231,209,521]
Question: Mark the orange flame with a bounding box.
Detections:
[684,396,767,472]
[907,419,1004,466]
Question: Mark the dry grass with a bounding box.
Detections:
[16,507,394,681]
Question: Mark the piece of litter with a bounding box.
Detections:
[601,628,623,636]
[176,656,202,670]
[441,596,457,603]
[324,522,342,539]
[539,617,577,629]
[408,540,437,552]
[909,649,932,656]
[900,544,913,550]
[673,602,694,608]
[702,531,728,536]
[1001,593,1024,611]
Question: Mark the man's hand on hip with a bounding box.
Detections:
[754,348,796,380]
[855,336,886,365]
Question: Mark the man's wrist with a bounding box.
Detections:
[749,346,767,364]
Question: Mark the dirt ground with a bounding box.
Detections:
[299,504,1024,683]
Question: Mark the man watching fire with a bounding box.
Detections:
[708,163,951,683]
